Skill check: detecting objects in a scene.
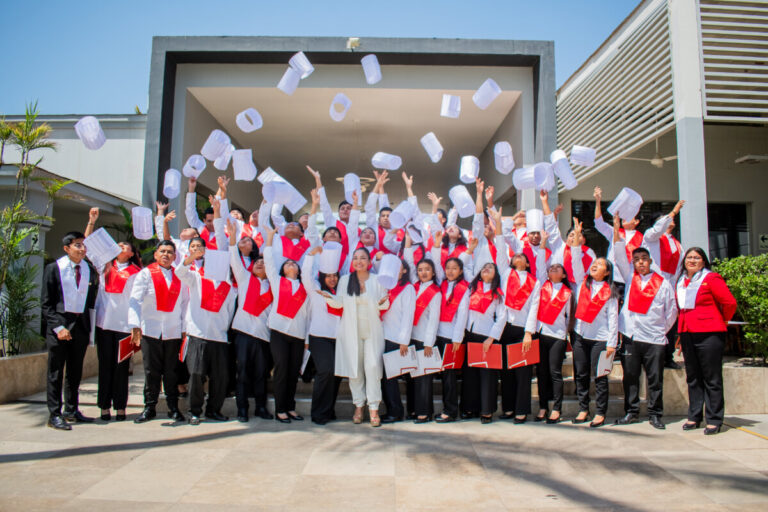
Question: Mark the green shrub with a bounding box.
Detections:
[713,254,768,363]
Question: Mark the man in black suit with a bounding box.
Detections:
[41,231,99,430]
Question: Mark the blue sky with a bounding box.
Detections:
[0,0,639,115]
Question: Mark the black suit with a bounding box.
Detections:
[41,259,99,417]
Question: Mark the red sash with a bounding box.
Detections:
[563,245,593,284]
[241,223,264,248]
[575,281,611,323]
[487,238,498,264]
[242,276,272,317]
[104,262,141,294]
[504,270,536,310]
[440,244,467,268]
[148,263,181,312]
[336,221,360,269]
[276,277,307,319]
[440,280,469,322]
[281,236,310,262]
[659,235,682,274]
[469,285,500,314]
[619,229,644,259]
[537,281,572,324]
[200,277,232,313]
[413,282,440,326]
[380,282,409,319]
[523,242,551,277]
[323,287,343,317]
[199,227,218,250]
[377,226,404,255]
[627,272,664,315]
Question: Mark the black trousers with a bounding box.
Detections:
[572,334,609,416]
[462,331,499,416]
[411,340,435,417]
[46,323,89,416]
[620,335,664,417]
[95,328,130,410]
[309,335,341,422]
[435,336,459,418]
[380,340,414,419]
[233,331,271,413]
[537,334,567,411]
[680,332,726,426]
[270,330,304,414]
[665,320,678,364]
[141,335,181,410]
[500,324,531,415]
[186,336,229,416]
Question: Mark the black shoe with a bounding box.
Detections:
[236,409,249,423]
[379,415,402,424]
[255,406,274,420]
[649,416,666,430]
[47,415,72,431]
[414,415,431,424]
[614,413,639,425]
[534,413,547,423]
[480,415,493,424]
[134,408,156,424]
[312,417,329,425]
[704,425,722,435]
[498,412,516,420]
[237,415,248,423]
[546,415,562,425]
[589,419,605,428]
[205,412,229,422]
[664,361,682,370]
[188,415,200,425]
[435,414,456,423]
[63,410,95,423]
[168,409,185,422]
[275,414,291,424]
[405,412,417,420]
[572,413,591,424]
[460,412,478,420]
[100,412,111,421]
[287,413,304,421]
[682,421,701,431]
[115,413,127,422]
[513,415,527,424]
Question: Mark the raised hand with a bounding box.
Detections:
[188,176,197,193]
[155,201,167,215]
[88,207,99,224]
[593,186,602,202]
[553,204,564,218]
[306,165,322,188]
[485,185,495,206]
[225,218,237,239]
[209,195,221,216]
[164,210,177,223]
[218,175,230,192]
[672,199,685,217]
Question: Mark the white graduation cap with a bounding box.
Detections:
[277,67,301,95]
[571,145,597,167]
[449,185,475,218]
[74,116,106,150]
[459,155,480,184]
[236,108,263,133]
[406,222,423,244]
[289,51,314,79]
[378,254,402,289]
[533,162,556,191]
[201,129,231,161]
[343,173,362,205]
[83,228,121,270]
[183,154,206,179]
[472,78,501,110]
[513,166,536,190]
[361,54,382,85]
[494,141,515,175]
[213,143,235,171]
[550,149,578,190]
[440,94,461,118]
[389,200,415,230]
[420,132,444,163]
[371,152,402,171]
[202,249,230,283]
[608,187,643,221]
[526,209,544,233]
[329,93,352,122]
[163,168,181,199]
[263,176,307,214]
[257,166,284,185]
[232,149,258,181]
[131,206,154,240]
[319,241,343,274]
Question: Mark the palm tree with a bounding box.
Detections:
[0,117,14,166]
[10,102,56,204]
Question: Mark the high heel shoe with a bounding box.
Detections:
[275,414,291,424]
[589,418,605,428]
[704,425,722,435]
[352,408,364,424]
[682,421,701,431]
[534,410,548,422]
[370,413,381,428]
[572,415,590,424]
[546,413,562,424]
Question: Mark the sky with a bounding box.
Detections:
[0,0,639,115]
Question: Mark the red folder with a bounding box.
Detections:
[506,338,540,369]
[441,343,466,370]
[179,334,188,363]
[118,335,134,363]
[467,342,503,369]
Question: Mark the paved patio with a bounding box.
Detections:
[0,374,766,511]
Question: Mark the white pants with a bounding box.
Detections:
[349,337,382,410]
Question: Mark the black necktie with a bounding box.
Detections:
[74,264,81,287]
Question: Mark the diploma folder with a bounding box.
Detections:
[467,342,503,369]
[117,335,135,363]
[596,350,615,377]
[383,346,418,379]
[410,348,443,377]
[441,343,466,370]
[505,339,540,369]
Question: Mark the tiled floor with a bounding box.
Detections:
[0,375,766,511]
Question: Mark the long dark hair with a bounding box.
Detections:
[397,259,411,287]
[415,257,439,286]
[441,229,468,249]
[546,263,577,331]
[444,257,465,283]
[469,262,502,301]
[347,247,371,296]
[319,271,339,293]
[584,257,622,300]
[680,247,711,276]
[512,252,531,272]
[115,241,142,268]
[238,236,260,261]
[279,259,302,281]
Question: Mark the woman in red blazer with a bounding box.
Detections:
[676,247,737,435]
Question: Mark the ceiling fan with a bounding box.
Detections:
[623,138,677,168]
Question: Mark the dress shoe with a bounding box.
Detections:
[649,416,666,430]
[312,417,329,425]
[63,410,94,423]
[414,416,431,424]
[435,414,456,423]
[704,425,722,435]
[100,412,111,421]
[480,415,493,424]
[572,412,590,424]
[134,408,156,423]
[236,409,248,423]
[460,411,478,420]
[614,413,639,425]
[275,415,291,424]
[379,415,402,424]
[255,406,274,420]
[168,409,185,422]
[287,413,304,421]
[405,412,417,421]
[498,412,516,420]
[115,413,127,422]
[534,410,549,422]
[47,415,72,431]
[664,361,682,370]
[682,421,701,431]
[205,412,229,422]
[513,416,527,424]
[188,415,200,425]
[546,416,562,425]
[589,419,605,428]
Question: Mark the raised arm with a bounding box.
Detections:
[162,210,176,241]
[612,215,632,282]
[593,186,612,241]
[568,218,586,285]
[84,207,99,238]
[210,195,228,249]
[262,228,280,288]
[185,177,205,231]
[308,166,336,229]
[227,220,250,284]
[301,250,320,292]
[645,200,684,243]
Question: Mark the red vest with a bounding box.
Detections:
[281,236,310,262]
[537,281,572,324]
[276,277,307,319]
[522,242,551,277]
[563,245,593,284]
[504,270,536,311]
[440,244,467,268]
[377,226,404,255]
[469,285,500,314]
[574,281,611,323]
[200,276,232,313]
[148,263,181,312]
[619,229,644,259]
[440,280,469,322]
[241,223,264,248]
[659,235,682,274]
[380,282,410,319]
[104,261,141,294]
[199,227,218,250]
[627,272,664,315]
[242,276,272,317]
[676,272,737,333]
[413,282,440,326]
